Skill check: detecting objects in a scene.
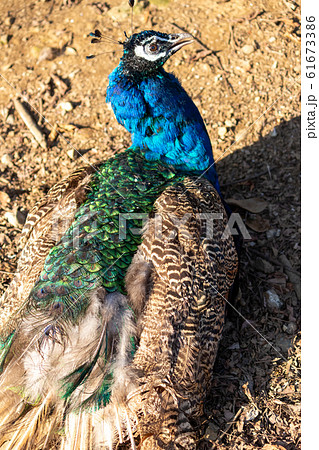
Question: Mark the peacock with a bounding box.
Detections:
[0,27,238,449]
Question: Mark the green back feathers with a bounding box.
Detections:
[29,147,184,324]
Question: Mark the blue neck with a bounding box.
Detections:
[106,63,220,194]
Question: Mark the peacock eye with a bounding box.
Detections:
[149,43,158,52]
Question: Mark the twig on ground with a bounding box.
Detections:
[13,98,47,149]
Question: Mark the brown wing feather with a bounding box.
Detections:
[125,177,238,448]
[0,166,95,336]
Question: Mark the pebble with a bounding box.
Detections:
[0,191,10,207]
[266,229,281,239]
[225,118,236,127]
[64,47,77,56]
[1,154,13,167]
[38,47,56,62]
[60,101,73,113]
[4,211,19,228]
[270,127,278,137]
[67,149,76,159]
[0,34,9,45]
[4,16,15,26]
[204,422,219,442]
[0,107,9,120]
[283,322,297,334]
[241,44,255,55]
[276,335,293,353]
[218,126,227,139]
[264,289,283,310]
[76,127,95,140]
[6,114,15,125]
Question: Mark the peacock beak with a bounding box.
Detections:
[167,33,194,55]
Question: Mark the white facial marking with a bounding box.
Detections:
[134,44,166,61]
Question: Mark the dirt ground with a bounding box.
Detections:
[0,0,300,448]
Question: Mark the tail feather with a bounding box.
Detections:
[0,288,138,449]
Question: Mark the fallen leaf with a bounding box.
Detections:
[246,216,270,232]
[59,123,77,132]
[226,197,268,213]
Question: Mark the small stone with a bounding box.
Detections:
[283,322,297,334]
[266,229,281,239]
[241,44,255,55]
[0,34,9,45]
[270,127,278,137]
[67,149,76,159]
[264,289,283,310]
[218,126,227,139]
[1,154,13,167]
[268,36,276,43]
[0,191,10,207]
[276,335,293,353]
[4,16,15,26]
[64,47,77,55]
[60,101,73,112]
[204,422,219,442]
[6,114,15,125]
[5,210,26,227]
[37,47,58,62]
[4,211,19,228]
[225,118,236,127]
[2,62,13,71]
[16,210,27,226]
[241,60,251,71]
[0,107,9,120]
[272,61,278,69]
[76,128,95,140]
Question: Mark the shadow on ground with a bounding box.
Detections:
[204,116,300,449]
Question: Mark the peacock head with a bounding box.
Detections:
[120,30,193,77]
